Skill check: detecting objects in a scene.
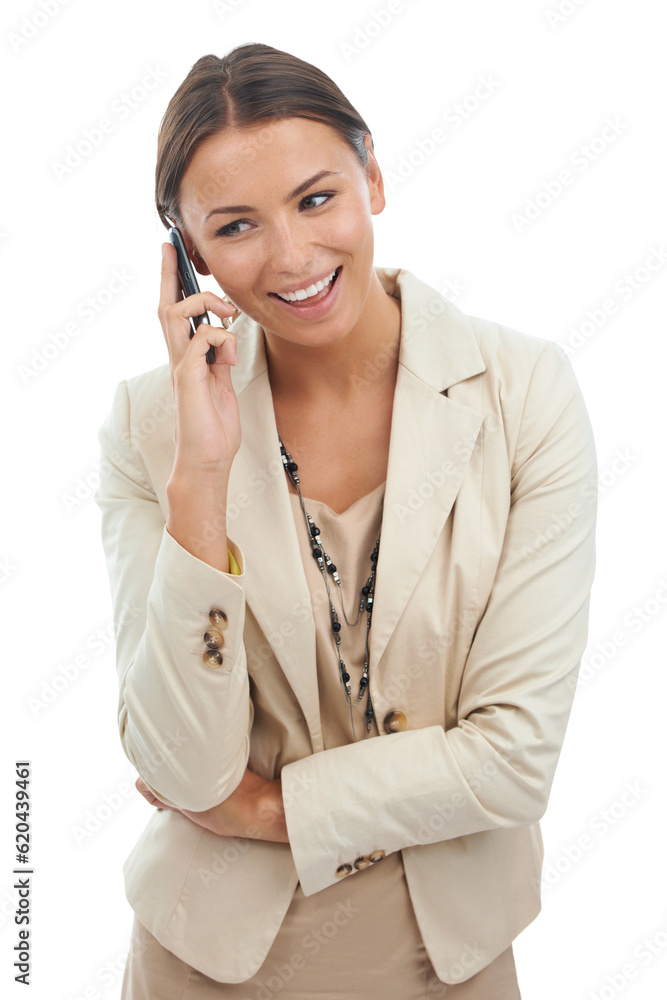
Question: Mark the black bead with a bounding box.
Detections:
[342,671,350,683]
[359,676,368,687]
[370,551,378,562]
[312,548,322,558]
[327,563,337,574]
[310,524,320,536]
[361,586,369,596]
[332,622,341,632]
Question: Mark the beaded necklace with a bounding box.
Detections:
[279,434,380,741]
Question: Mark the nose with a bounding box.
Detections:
[265,217,314,280]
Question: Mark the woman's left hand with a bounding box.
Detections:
[135,768,289,844]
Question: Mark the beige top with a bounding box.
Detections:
[288,483,385,748]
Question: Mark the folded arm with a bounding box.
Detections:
[95,379,252,811]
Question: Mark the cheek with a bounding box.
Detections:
[214,251,259,301]
[337,206,374,255]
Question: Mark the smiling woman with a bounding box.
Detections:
[94,41,597,1000]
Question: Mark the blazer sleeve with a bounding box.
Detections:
[94,379,251,811]
[280,341,597,895]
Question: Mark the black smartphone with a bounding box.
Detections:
[167,225,216,364]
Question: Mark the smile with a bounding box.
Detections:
[271,267,341,302]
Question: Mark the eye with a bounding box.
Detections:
[214,192,334,238]
[300,192,334,210]
[215,219,252,238]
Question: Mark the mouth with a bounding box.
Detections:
[269,266,342,306]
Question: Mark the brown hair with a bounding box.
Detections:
[155,42,373,231]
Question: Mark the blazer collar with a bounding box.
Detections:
[229,266,486,395]
[227,266,486,751]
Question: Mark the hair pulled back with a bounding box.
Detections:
[155,42,372,231]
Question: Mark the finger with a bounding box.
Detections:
[166,293,237,332]
[162,297,238,371]
[186,322,238,368]
[135,776,174,811]
[159,243,237,326]
[158,242,181,319]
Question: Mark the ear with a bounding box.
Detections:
[181,231,212,276]
[363,133,387,216]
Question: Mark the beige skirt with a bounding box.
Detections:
[120,853,521,1000]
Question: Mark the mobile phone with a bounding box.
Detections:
[167,225,216,364]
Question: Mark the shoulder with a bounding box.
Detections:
[102,363,173,432]
[388,267,575,401]
[120,362,173,420]
[466,312,578,403]
[98,363,175,491]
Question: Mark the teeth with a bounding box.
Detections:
[276,268,337,302]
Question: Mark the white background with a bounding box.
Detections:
[2,0,666,997]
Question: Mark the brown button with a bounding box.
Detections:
[203,649,223,668]
[384,710,407,734]
[204,629,225,649]
[335,864,352,878]
[208,609,228,629]
[354,856,371,870]
[369,849,386,863]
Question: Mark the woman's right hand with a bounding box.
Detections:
[158,241,241,475]
[159,241,241,571]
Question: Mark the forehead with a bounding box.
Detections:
[179,118,358,223]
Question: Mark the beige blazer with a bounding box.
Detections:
[95,266,597,985]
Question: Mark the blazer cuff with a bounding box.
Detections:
[281,727,457,896]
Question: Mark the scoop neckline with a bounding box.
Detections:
[288,480,386,516]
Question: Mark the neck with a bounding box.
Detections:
[263,271,402,404]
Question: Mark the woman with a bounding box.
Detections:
[95,42,597,999]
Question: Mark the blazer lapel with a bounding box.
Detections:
[369,268,487,672]
[226,268,486,749]
[228,317,323,752]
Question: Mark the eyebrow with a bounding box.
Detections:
[203,170,343,222]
